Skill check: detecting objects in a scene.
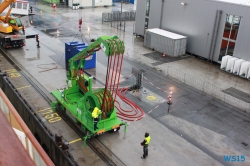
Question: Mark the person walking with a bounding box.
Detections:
[141,132,151,159]
[30,6,33,13]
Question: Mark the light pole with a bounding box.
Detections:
[120,0,123,26]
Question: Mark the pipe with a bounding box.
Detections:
[159,0,165,28]
[208,10,222,61]
[211,10,222,61]
[208,10,219,61]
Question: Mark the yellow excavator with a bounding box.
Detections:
[0,0,24,33]
[0,0,37,48]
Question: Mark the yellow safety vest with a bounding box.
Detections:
[145,136,151,145]
[92,107,101,118]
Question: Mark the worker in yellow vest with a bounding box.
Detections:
[141,132,151,159]
[92,107,102,130]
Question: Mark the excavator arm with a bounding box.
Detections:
[0,0,24,33]
[4,1,13,23]
[0,0,16,14]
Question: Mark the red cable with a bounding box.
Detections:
[114,52,124,102]
[115,87,145,122]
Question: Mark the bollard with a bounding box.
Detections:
[53,3,56,11]
[55,134,63,146]
[62,142,69,151]
[167,91,173,113]
[22,27,25,35]
[36,35,40,48]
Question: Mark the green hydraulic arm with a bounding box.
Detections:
[68,35,125,80]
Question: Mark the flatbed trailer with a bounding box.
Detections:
[0,32,39,48]
[0,31,25,48]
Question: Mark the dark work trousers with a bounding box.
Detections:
[143,145,148,158]
[94,118,98,130]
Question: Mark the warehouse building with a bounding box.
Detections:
[43,0,113,8]
[135,0,250,63]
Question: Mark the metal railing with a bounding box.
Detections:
[102,11,136,31]
[102,11,136,22]
[123,48,250,112]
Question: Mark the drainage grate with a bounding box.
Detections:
[222,87,250,103]
[241,142,248,146]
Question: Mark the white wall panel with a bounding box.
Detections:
[135,0,146,36]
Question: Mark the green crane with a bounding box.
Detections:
[51,36,127,146]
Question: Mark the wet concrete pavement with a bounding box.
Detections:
[4,1,250,165]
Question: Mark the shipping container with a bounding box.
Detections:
[76,46,96,70]
[65,42,87,71]
[144,28,187,57]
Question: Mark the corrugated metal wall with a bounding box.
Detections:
[135,0,250,62]
[134,0,146,36]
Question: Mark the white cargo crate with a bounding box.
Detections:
[220,55,231,70]
[239,61,250,78]
[233,59,245,75]
[247,67,250,80]
[226,57,238,73]
[144,28,187,57]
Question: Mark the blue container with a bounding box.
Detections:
[77,46,96,70]
[65,42,87,71]
[65,42,96,70]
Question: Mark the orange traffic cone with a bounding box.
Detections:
[53,3,56,11]
[162,52,166,58]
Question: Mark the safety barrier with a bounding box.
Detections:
[124,49,250,112]
[0,74,75,166]
[102,10,136,23]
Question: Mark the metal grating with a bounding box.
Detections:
[222,87,250,103]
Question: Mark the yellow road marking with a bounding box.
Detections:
[69,138,82,144]
[3,69,17,72]
[37,107,51,113]
[146,95,158,101]
[15,85,31,90]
